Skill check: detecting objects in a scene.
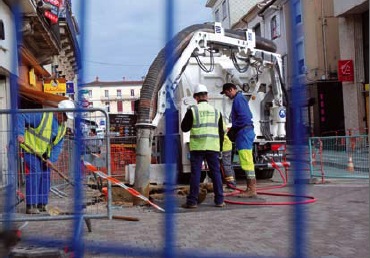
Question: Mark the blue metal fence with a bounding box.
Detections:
[2,1,312,257]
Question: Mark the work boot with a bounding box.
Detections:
[37,204,47,212]
[181,203,197,209]
[238,179,257,198]
[26,205,40,214]
[197,188,207,204]
[215,202,226,208]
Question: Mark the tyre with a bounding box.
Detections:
[256,168,274,180]
[177,172,191,184]
[177,171,207,184]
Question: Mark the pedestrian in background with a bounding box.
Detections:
[180,84,225,208]
[17,100,75,214]
[84,128,103,168]
[220,83,257,198]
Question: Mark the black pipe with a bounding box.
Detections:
[137,23,277,125]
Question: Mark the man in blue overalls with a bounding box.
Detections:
[17,100,75,214]
[221,83,257,198]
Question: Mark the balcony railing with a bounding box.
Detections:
[100,95,140,101]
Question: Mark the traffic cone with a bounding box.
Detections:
[347,155,354,172]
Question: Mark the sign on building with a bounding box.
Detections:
[338,60,354,82]
[44,78,66,94]
[109,114,137,137]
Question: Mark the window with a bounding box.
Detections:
[222,1,227,20]
[0,20,4,40]
[105,101,110,112]
[296,41,305,74]
[104,90,109,97]
[117,101,123,112]
[117,89,122,97]
[215,9,220,22]
[88,101,93,108]
[253,23,261,37]
[131,101,135,112]
[294,1,302,24]
[88,90,92,98]
[270,15,280,40]
[130,89,135,97]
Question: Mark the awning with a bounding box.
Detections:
[19,82,68,107]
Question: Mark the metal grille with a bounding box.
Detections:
[309,135,369,179]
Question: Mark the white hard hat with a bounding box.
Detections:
[193,84,208,94]
[58,99,75,120]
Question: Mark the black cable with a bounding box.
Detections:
[194,49,215,73]
[231,51,250,73]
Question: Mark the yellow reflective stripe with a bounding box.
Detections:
[225,176,235,181]
[190,134,219,139]
[192,105,200,126]
[26,113,52,143]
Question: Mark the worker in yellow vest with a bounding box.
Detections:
[222,124,237,189]
[17,100,75,214]
[180,84,225,208]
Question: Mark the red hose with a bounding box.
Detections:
[223,159,317,205]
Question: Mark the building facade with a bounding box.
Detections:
[206,0,261,29]
[81,77,143,128]
[2,0,79,109]
[0,0,17,110]
[80,77,143,132]
[230,0,368,136]
[333,0,369,132]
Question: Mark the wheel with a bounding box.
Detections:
[177,172,191,184]
[177,171,207,184]
[256,168,274,180]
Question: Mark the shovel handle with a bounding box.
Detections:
[112,215,140,221]
[20,142,74,186]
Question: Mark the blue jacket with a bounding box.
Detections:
[231,91,253,130]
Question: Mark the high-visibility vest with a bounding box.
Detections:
[189,102,220,152]
[21,113,66,157]
[47,122,66,157]
[223,132,233,152]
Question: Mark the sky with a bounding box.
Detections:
[73,1,213,83]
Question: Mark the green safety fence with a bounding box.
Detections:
[309,135,369,179]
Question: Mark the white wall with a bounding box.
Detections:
[0,1,17,185]
[0,0,18,76]
[334,0,367,16]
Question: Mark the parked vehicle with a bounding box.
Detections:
[135,23,288,183]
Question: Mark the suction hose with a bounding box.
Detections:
[223,160,316,205]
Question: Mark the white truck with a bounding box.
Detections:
[134,23,288,191]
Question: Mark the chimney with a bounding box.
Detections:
[95,76,99,81]
[122,77,125,81]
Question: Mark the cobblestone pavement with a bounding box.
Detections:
[8,177,369,258]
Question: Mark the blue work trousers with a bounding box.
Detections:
[24,153,51,205]
[187,150,224,205]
